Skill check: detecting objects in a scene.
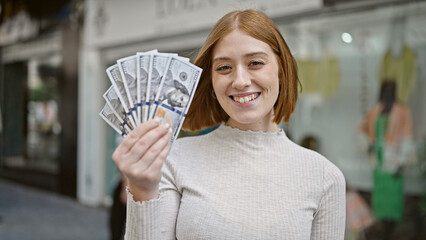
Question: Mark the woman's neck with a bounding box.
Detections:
[225,119,279,133]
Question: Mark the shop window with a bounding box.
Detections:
[0,55,62,174]
[277,3,425,193]
[26,55,62,173]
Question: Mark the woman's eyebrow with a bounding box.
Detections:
[212,56,231,64]
[213,52,269,63]
[245,51,268,58]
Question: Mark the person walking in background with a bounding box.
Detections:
[109,177,127,240]
[359,79,417,239]
[113,9,346,239]
[0,105,2,134]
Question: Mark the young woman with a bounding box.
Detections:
[113,9,346,239]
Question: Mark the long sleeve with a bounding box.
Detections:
[123,124,346,239]
[124,156,181,240]
[311,163,346,239]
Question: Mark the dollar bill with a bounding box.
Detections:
[99,102,130,136]
[101,50,202,140]
[147,53,178,120]
[117,55,138,125]
[106,64,137,128]
[103,86,133,131]
[177,56,190,62]
[137,50,157,123]
[152,56,202,141]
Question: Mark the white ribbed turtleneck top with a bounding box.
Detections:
[125,124,346,240]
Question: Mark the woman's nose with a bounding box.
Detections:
[231,67,251,89]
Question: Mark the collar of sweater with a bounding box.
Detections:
[211,123,289,149]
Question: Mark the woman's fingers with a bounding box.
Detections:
[113,120,169,169]
[135,126,171,164]
[147,138,172,174]
[129,133,172,195]
[113,119,160,159]
[127,123,171,163]
[114,119,172,177]
[130,127,172,175]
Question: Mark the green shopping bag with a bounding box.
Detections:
[372,114,404,221]
[372,167,404,221]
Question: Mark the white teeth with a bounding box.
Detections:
[233,94,258,103]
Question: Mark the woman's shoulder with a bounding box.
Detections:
[286,139,325,161]
[289,142,345,181]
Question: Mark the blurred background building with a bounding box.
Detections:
[0,0,425,238]
[0,0,81,197]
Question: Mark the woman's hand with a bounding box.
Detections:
[112,119,172,201]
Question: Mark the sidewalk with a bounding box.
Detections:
[0,178,109,240]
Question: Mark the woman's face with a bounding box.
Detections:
[211,30,280,132]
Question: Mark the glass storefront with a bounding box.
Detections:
[0,26,79,196]
[26,55,62,173]
[1,44,62,175]
[275,2,425,193]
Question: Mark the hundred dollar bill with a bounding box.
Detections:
[106,64,137,128]
[137,50,157,123]
[117,55,138,125]
[147,53,178,120]
[103,86,133,131]
[177,56,190,62]
[99,102,130,136]
[152,57,202,141]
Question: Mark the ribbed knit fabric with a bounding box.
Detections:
[125,124,346,239]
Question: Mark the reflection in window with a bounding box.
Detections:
[26,55,61,173]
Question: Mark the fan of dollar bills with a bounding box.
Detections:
[99,50,202,142]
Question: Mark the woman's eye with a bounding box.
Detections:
[249,61,264,66]
[216,65,231,71]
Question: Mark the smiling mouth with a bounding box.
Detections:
[231,93,260,103]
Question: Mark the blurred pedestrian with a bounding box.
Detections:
[109,176,127,240]
[0,105,2,134]
[359,79,417,239]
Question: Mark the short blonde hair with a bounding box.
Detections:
[182,9,299,131]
